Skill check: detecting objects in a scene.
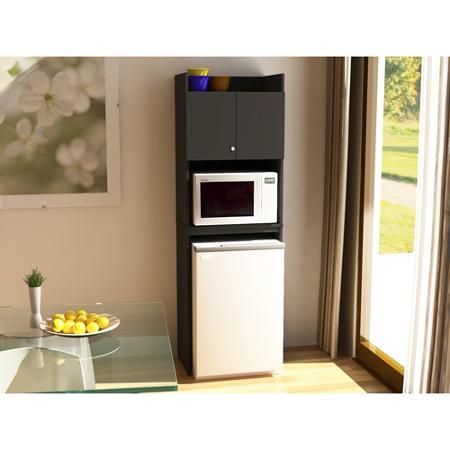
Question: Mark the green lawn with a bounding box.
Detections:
[379,200,415,253]
[382,119,419,184]
[379,119,418,254]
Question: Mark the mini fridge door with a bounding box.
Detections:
[192,240,285,379]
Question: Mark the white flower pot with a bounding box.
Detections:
[28,286,43,329]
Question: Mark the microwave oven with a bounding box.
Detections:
[192,172,278,226]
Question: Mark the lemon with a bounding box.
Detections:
[52,318,64,332]
[53,313,65,321]
[86,317,98,326]
[62,320,75,334]
[88,313,98,318]
[97,316,110,330]
[73,321,86,334]
[77,309,87,317]
[86,321,100,333]
[64,310,77,321]
[76,315,87,323]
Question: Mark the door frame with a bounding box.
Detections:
[354,56,450,393]
[354,57,407,392]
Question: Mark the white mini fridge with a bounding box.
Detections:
[192,239,285,379]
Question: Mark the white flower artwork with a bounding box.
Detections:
[63,60,105,114]
[5,118,47,160]
[18,70,74,126]
[0,57,120,209]
[55,138,100,189]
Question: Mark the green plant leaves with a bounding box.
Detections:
[23,266,46,287]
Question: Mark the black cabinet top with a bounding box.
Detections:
[175,73,284,93]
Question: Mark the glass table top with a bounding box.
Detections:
[0,302,177,393]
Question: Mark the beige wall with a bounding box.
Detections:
[0,57,327,349]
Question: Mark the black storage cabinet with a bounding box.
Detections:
[175,72,285,374]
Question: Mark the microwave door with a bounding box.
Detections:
[199,180,258,225]
[193,176,262,225]
[201,180,254,217]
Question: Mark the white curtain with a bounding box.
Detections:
[404,57,450,393]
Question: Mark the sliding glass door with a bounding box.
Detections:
[357,57,423,391]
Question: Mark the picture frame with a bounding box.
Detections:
[0,57,121,209]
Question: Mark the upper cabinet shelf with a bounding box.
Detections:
[175,73,285,161]
[176,73,284,93]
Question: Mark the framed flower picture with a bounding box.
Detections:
[0,57,120,209]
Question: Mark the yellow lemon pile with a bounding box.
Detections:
[51,310,110,335]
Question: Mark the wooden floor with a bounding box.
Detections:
[175,346,393,393]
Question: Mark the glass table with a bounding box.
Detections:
[0,302,177,393]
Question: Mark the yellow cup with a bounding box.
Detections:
[187,68,209,76]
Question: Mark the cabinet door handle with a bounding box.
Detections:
[230,146,236,152]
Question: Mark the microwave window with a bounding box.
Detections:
[200,181,254,218]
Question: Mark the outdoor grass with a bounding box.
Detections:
[382,119,419,184]
[379,200,415,254]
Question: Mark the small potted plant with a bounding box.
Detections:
[23,267,46,328]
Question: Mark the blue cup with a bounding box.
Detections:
[189,75,209,91]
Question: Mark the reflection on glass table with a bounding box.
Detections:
[0,302,177,393]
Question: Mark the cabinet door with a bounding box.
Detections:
[236,92,284,159]
[186,93,237,161]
